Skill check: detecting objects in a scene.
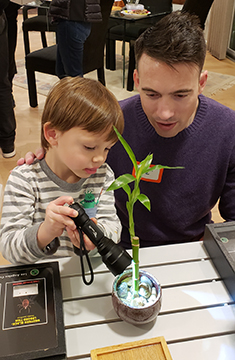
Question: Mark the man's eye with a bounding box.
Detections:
[175,94,188,98]
[146,93,158,97]
[146,93,161,99]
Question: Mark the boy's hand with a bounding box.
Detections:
[37,196,77,249]
[17,148,45,166]
[66,219,97,251]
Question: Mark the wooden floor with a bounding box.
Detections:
[0,13,235,265]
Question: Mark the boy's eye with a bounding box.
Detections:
[84,146,95,150]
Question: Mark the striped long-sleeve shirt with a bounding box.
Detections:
[0,159,121,264]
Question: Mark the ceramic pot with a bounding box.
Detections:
[112,269,162,325]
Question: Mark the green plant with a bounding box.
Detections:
[107,127,183,295]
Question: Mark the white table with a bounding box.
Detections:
[57,241,235,360]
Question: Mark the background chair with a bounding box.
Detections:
[22,2,57,55]
[23,0,113,107]
[106,0,172,91]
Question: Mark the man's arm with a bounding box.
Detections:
[218,143,235,222]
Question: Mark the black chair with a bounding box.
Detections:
[23,0,113,107]
[105,17,121,70]
[106,0,172,91]
[22,3,57,55]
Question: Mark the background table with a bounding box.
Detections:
[57,241,235,359]
[109,7,171,87]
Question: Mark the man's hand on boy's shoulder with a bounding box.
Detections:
[17,148,45,166]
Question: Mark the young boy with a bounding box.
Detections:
[0,77,124,264]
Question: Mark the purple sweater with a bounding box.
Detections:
[107,94,235,248]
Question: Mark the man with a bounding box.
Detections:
[49,0,102,78]
[5,1,21,88]
[0,0,16,158]
[19,12,235,249]
[107,11,235,248]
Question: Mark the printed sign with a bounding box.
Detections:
[0,262,66,360]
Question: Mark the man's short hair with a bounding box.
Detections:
[135,11,206,73]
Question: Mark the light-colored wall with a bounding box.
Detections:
[207,0,235,59]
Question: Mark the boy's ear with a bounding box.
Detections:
[43,122,59,146]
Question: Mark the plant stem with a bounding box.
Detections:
[128,201,135,239]
[128,180,141,296]
[131,236,139,295]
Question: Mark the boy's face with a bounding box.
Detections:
[45,127,115,183]
[134,54,207,138]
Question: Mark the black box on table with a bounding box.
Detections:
[203,221,235,301]
[0,261,66,360]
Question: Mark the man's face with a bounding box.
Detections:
[134,54,207,138]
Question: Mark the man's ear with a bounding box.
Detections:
[199,70,208,94]
[133,69,140,91]
[43,122,59,147]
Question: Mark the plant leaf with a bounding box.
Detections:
[126,201,130,214]
[107,174,135,191]
[141,164,184,178]
[123,184,131,198]
[137,154,153,180]
[114,127,138,174]
[147,164,184,172]
[131,186,140,204]
[137,194,151,211]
